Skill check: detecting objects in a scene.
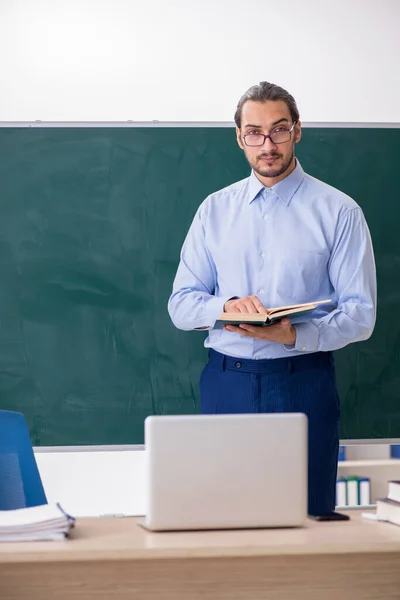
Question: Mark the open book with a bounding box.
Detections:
[214,299,331,328]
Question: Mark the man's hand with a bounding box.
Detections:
[224,318,296,346]
[224,295,267,314]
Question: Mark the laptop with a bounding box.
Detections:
[140,413,308,531]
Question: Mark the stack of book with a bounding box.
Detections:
[376,480,400,526]
[0,503,75,542]
[336,476,371,508]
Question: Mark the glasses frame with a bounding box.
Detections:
[241,121,298,147]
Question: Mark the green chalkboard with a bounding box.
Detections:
[0,126,398,444]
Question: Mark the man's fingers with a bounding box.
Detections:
[229,300,252,313]
[225,295,267,314]
[239,324,260,334]
[225,318,296,345]
[246,297,266,313]
[234,296,267,314]
[266,318,291,332]
[225,324,254,337]
[252,297,268,314]
[224,325,243,333]
[242,300,258,313]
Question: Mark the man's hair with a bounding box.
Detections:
[234,81,300,128]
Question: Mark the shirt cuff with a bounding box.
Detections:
[193,296,234,330]
[291,321,319,352]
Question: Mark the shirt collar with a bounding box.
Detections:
[247,159,306,206]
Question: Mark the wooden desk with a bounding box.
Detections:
[1,511,400,600]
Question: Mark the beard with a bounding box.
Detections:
[248,149,294,179]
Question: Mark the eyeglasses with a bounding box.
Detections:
[242,122,297,147]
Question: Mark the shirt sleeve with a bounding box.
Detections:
[291,207,377,352]
[168,201,232,330]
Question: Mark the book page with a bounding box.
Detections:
[269,306,316,319]
[267,299,331,316]
[218,313,268,323]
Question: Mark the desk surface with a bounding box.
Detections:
[2,511,400,600]
[1,511,400,564]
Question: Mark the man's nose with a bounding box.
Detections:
[262,136,277,150]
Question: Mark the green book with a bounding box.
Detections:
[346,476,360,506]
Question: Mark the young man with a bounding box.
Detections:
[168,82,376,516]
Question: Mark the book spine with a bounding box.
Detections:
[359,478,371,506]
[338,445,346,461]
[346,477,359,507]
[391,444,400,458]
[336,477,347,507]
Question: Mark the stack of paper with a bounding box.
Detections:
[0,503,75,542]
[376,480,400,526]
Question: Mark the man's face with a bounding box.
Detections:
[236,100,301,181]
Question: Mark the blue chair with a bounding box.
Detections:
[0,410,47,510]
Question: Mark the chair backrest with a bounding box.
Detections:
[0,410,47,510]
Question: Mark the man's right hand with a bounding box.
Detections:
[224,296,267,314]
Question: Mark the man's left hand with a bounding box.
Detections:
[224,317,296,346]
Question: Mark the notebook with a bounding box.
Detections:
[0,503,75,542]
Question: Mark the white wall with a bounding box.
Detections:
[35,449,146,517]
[33,445,396,517]
[1,0,399,123]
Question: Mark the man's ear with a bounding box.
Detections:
[294,121,302,144]
[236,127,245,150]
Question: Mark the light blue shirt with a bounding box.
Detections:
[168,160,376,359]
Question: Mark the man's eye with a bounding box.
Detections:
[248,130,261,135]
[273,127,287,133]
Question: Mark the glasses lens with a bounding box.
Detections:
[244,134,265,146]
[270,130,291,144]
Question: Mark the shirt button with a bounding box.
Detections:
[265,188,272,193]
[263,215,269,220]
[259,289,265,295]
[302,346,307,351]
[261,252,267,258]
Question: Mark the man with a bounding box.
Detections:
[168,81,376,516]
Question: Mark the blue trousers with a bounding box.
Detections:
[200,349,340,516]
